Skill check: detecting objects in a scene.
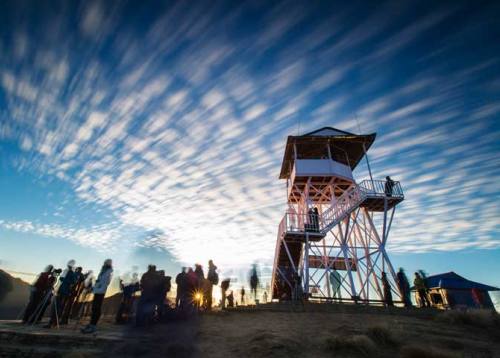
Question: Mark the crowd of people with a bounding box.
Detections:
[21,258,266,334]
[21,255,442,336]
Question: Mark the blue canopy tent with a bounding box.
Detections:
[422,272,499,309]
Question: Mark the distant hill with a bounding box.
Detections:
[0,270,31,320]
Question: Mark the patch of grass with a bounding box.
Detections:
[365,325,399,347]
[324,335,376,357]
[436,309,500,328]
[165,343,194,358]
[246,332,302,358]
[400,345,459,358]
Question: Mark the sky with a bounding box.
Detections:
[0,0,499,295]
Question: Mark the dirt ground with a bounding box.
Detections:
[0,303,499,357]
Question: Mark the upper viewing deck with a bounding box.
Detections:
[279,179,404,243]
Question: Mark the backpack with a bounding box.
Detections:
[208,271,219,285]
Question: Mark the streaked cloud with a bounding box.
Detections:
[0,0,499,273]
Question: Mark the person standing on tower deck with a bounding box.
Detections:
[396,268,412,307]
[81,259,113,334]
[381,272,394,307]
[306,207,315,232]
[313,207,320,232]
[384,176,395,197]
[414,272,430,308]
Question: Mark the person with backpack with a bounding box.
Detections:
[206,260,218,310]
[81,259,113,334]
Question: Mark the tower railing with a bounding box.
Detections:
[279,179,403,238]
[358,179,404,198]
[280,211,324,234]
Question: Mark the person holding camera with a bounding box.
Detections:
[23,265,56,324]
[45,260,77,328]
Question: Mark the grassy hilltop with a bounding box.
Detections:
[0,303,499,357]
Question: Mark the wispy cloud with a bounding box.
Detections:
[0,0,499,272]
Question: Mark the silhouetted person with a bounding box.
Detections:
[313,207,320,231]
[292,273,303,304]
[61,266,83,324]
[262,291,268,303]
[175,267,187,308]
[23,265,55,324]
[329,269,341,299]
[227,291,234,308]
[396,268,412,307]
[116,273,140,324]
[194,264,205,289]
[240,286,246,305]
[82,259,113,333]
[385,176,395,197]
[206,260,218,310]
[381,272,393,307]
[221,279,230,309]
[414,272,430,308]
[157,271,171,318]
[307,208,314,231]
[198,277,209,310]
[136,265,158,326]
[249,264,259,301]
[46,260,77,328]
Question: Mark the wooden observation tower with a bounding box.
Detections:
[271,127,404,304]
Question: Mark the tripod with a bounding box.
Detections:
[73,289,92,330]
[27,288,54,326]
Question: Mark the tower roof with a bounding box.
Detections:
[279,126,376,179]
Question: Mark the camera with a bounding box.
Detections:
[53,268,62,275]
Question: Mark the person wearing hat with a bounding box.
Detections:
[45,260,77,328]
[82,259,113,334]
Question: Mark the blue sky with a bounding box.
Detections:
[0,1,499,292]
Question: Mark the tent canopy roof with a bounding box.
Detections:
[279,127,376,179]
[425,272,499,291]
